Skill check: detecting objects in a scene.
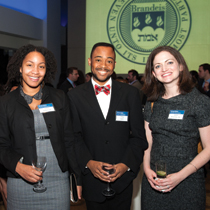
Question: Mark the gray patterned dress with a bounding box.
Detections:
[7,109,70,210]
[141,88,210,210]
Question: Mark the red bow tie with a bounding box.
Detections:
[95,84,110,95]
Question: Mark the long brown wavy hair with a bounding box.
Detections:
[142,46,195,102]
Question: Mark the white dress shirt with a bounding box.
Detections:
[91,77,112,119]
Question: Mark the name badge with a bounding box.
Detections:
[38,103,55,113]
[116,111,128,122]
[168,110,185,120]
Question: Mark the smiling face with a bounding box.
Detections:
[20,51,46,93]
[152,51,183,86]
[88,46,116,86]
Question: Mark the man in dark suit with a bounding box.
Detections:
[198,63,210,97]
[58,67,79,93]
[68,42,147,210]
[127,69,143,100]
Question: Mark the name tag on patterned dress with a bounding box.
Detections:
[38,103,55,113]
[168,110,185,120]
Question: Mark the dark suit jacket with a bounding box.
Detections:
[131,80,144,102]
[0,86,81,184]
[68,79,148,202]
[58,79,74,93]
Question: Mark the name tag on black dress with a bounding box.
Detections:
[168,110,185,120]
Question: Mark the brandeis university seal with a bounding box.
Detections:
[107,0,191,65]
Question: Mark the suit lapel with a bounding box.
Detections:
[106,80,122,120]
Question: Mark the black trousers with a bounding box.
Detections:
[85,183,133,210]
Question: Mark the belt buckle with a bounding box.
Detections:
[37,136,44,140]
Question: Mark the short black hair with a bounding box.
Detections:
[190,70,199,81]
[200,63,210,74]
[66,67,78,77]
[128,69,139,79]
[86,72,92,77]
[90,42,115,59]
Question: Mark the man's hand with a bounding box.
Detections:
[109,163,129,182]
[86,160,114,182]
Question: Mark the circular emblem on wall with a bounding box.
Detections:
[107,0,191,65]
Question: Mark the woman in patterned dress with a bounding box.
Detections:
[0,44,81,210]
[141,46,210,210]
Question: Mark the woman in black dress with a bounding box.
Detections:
[141,46,210,210]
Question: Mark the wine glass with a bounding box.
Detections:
[32,156,47,193]
[102,165,115,197]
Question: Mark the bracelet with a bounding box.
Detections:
[189,162,198,172]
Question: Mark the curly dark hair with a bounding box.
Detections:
[5,44,57,91]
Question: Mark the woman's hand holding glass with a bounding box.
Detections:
[156,172,184,193]
[32,156,47,193]
[144,167,161,191]
[15,161,42,183]
[145,162,172,193]
[145,169,184,193]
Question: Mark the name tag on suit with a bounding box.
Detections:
[116,111,128,122]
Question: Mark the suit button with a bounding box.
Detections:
[48,124,52,128]
[105,121,110,125]
[105,140,109,144]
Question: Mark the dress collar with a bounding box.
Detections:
[20,85,43,104]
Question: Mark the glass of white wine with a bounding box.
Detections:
[32,156,47,193]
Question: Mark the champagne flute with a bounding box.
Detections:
[102,165,115,197]
[32,156,47,193]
